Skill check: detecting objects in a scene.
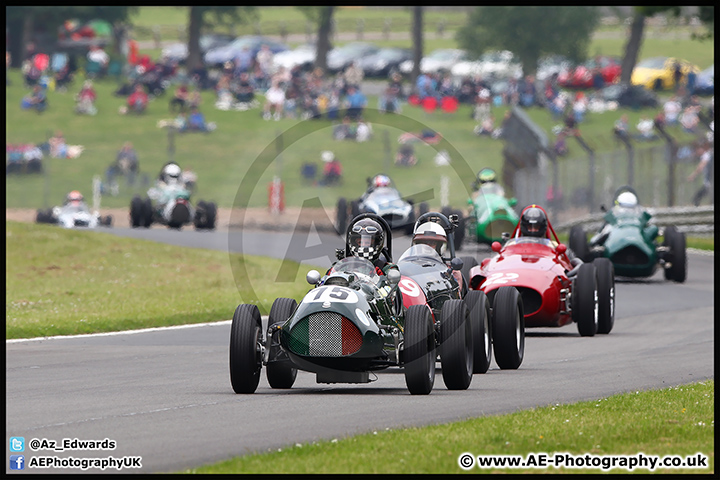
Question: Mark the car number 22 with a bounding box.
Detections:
[307,286,358,304]
[483,272,519,287]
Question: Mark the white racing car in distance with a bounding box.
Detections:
[35,190,112,229]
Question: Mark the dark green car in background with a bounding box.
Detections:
[569,186,687,282]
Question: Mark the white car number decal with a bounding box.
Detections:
[399,278,421,297]
[305,286,358,304]
[483,272,520,287]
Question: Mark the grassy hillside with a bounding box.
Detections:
[6,7,711,213]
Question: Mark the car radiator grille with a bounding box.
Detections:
[516,287,542,316]
[286,312,363,357]
[611,246,649,266]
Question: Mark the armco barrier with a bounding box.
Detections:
[555,205,714,235]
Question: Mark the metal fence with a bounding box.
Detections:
[514,136,714,224]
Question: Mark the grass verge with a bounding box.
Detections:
[184,380,713,474]
[6,220,320,339]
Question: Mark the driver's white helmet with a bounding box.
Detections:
[616,191,638,208]
[373,174,391,188]
[163,163,182,185]
[412,221,448,256]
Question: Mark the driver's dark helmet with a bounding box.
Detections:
[519,206,548,238]
[347,218,385,262]
[477,168,497,185]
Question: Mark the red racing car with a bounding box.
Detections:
[466,205,615,337]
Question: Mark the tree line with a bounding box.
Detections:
[6,6,713,86]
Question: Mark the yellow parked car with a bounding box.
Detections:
[631,56,701,91]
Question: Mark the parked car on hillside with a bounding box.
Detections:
[203,35,288,68]
[630,56,700,91]
[452,50,521,80]
[694,64,714,96]
[271,43,318,73]
[400,48,468,75]
[558,55,621,89]
[598,83,659,109]
[326,42,379,73]
[535,54,572,82]
[357,47,412,78]
[161,33,235,65]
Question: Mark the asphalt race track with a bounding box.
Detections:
[6,228,714,473]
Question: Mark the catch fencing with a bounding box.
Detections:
[513,134,714,231]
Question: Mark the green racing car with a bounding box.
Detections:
[569,186,686,282]
[464,168,520,246]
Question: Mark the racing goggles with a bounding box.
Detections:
[351,224,380,234]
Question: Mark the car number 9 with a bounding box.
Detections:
[398,278,421,297]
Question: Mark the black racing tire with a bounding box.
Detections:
[130,196,143,228]
[460,256,478,289]
[439,299,473,390]
[593,258,615,334]
[102,215,113,227]
[194,200,207,229]
[572,263,598,337]
[336,197,348,235]
[36,208,55,224]
[142,197,153,228]
[465,290,492,374]
[663,226,687,283]
[491,286,525,369]
[266,297,298,389]
[229,304,263,394]
[350,199,361,219]
[168,202,190,230]
[205,202,217,230]
[403,305,436,395]
[419,202,429,217]
[569,225,590,262]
